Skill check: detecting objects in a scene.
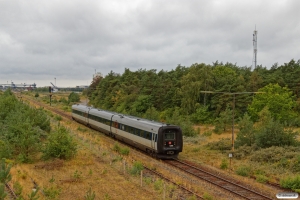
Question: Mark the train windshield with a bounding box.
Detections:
[164,130,176,140]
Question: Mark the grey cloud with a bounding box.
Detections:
[0,0,299,87]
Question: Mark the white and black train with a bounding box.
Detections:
[72,104,183,159]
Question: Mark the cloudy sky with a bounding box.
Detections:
[1,0,299,87]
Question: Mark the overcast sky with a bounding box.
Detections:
[1,0,299,87]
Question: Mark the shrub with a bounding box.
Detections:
[206,138,231,152]
[42,126,78,160]
[112,143,121,152]
[112,143,129,155]
[203,192,213,200]
[154,179,163,192]
[43,186,61,199]
[202,131,212,137]
[13,181,23,196]
[255,174,268,183]
[234,145,257,160]
[250,146,300,164]
[119,148,129,156]
[84,188,96,200]
[280,175,300,192]
[220,159,228,170]
[254,118,299,148]
[54,115,62,121]
[235,165,251,177]
[68,92,80,103]
[129,161,144,176]
[290,155,300,173]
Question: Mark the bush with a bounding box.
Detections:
[250,146,300,163]
[129,161,143,176]
[43,186,61,199]
[154,179,163,192]
[68,92,80,103]
[234,145,257,160]
[220,159,228,170]
[206,138,232,152]
[255,174,268,183]
[113,143,130,155]
[119,148,129,156]
[235,165,251,177]
[280,175,300,192]
[255,118,299,148]
[202,130,212,137]
[42,126,77,160]
[54,115,62,121]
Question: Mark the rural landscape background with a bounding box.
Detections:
[1,59,300,199]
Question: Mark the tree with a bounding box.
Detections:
[42,126,77,160]
[214,107,232,134]
[235,113,254,147]
[254,107,299,148]
[248,83,297,123]
[68,92,80,103]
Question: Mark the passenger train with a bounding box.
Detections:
[72,104,183,159]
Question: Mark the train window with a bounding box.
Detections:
[140,130,144,138]
[146,132,151,140]
[164,131,175,140]
[155,134,158,142]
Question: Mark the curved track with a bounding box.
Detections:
[20,95,205,199]
[165,159,273,200]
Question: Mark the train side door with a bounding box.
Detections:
[151,133,157,151]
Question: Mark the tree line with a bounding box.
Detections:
[87,59,300,147]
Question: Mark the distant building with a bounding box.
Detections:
[76,85,89,89]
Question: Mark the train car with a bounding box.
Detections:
[71,104,183,159]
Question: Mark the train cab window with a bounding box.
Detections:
[155,134,158,142]
[164,130,175,140]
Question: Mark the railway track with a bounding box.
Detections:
[143,166,204,199]
[5,183,17,200]
[165,159,274,200]
[20,95,206,199]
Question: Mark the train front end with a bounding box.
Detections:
[157,126,183,159]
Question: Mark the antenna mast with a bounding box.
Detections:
[252,26,258,69]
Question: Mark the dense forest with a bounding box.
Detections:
[86,59,300,146]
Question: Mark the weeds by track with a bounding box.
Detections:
[165,159,274,200]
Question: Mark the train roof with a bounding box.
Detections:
[72,104,177,128]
